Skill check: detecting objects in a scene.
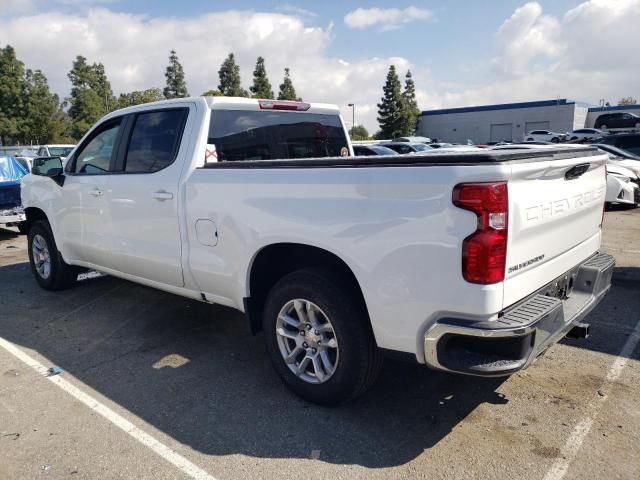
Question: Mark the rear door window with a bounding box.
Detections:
[124,109,187,173]
[208,110,349,161]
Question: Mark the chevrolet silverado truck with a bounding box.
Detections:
[21,97,614,405]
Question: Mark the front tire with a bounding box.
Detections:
[28,220,79,290]
[551,137,559,143]
[262,267,383,405]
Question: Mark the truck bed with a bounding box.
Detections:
[199,146,601,169]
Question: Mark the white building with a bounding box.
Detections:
[416,99,640,144]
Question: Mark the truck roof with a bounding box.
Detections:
[107,96,340,118]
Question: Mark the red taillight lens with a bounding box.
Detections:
[453,182,508,284]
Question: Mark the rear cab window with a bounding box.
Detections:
[207,110,349,161]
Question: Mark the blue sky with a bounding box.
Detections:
[1,0,638,131]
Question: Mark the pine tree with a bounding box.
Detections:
[377,65,405,139]
[0,45,26,145]
[250,56,274,99]
[117,88,165,108]
[401,70,420,136]
[218,53,248,97]
[164,50,188,99]
[23,69,63,144]
[277,68,300,101]
[67,55,116,140]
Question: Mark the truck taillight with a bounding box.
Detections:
[453,182,508,284]
[258,100,310,111]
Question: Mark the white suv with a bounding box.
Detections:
[525,130,567,143]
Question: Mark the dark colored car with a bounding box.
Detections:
[381,142,433,154]
[594,143,640,160]
[595,133,640,156]
[352,145,399,156]
[594,112,640,130]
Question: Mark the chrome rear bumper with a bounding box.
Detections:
[424,252,615,376]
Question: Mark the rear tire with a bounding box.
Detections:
[551,137,559,143]
[262,267,383,405]
[28,220,79,290]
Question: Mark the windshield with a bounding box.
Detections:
[208,110,349,161]
[48,147,74,157]
[370,145,398,155]
[412,144,432,152]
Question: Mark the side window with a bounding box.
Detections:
[124,109,187,173]
[73,120,122,174]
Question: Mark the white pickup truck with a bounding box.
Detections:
[22,97,614,405]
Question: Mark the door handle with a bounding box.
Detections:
[152,191,174,201]
[88,189,103,197]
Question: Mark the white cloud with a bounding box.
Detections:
[276,4,317,18]
[344,6,433,31]
[0,1,638,134]
[0,0,34,13]
[0,8,410,132]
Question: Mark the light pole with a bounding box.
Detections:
[347,103,355,137]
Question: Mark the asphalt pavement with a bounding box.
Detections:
[0,208,638,480]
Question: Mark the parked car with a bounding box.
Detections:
[595,133,640,156]
[525,130,567,143]
[605,163,639,207]
[37,144,75,159]
[567,128,605,141]
[14,148,39,171]
[353,144,399,156]
[22,96,613,405]
[393,136,431,144]
[382,142,433,154]
[594,112,640,131]
[0,155,28,233]
[428,142,454,149]
[595,143,640,160]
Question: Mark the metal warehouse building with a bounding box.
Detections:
[416,99,640,144]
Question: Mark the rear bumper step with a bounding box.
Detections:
[424,252,615,376]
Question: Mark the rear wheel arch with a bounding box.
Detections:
[245,243,370,335]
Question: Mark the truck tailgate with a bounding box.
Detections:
[503,150,607,307]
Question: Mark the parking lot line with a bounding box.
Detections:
[542,317,640,480]
[0,335,218,480]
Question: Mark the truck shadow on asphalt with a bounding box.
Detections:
[0,261,636,468]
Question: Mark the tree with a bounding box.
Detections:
[218,53,248,97]
[277,67,300,101]
[22,69,64,144]
[349,125,369,140]
[0,45,26,145]
[250,56,274,99]
[67,55,116,140]
[618,96,637,106]
[376,65,405,139]
[401,70,420,135]
[201,89,224,96]
[117,88,165,108]
[164,50,188,99]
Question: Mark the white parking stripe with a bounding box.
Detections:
[0,336,217,480]
[542,319,640,480]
